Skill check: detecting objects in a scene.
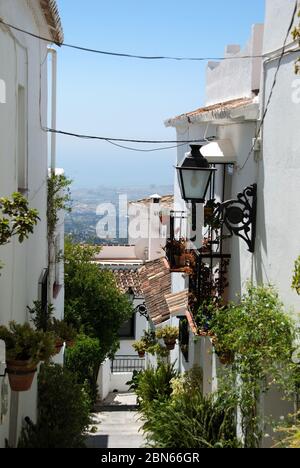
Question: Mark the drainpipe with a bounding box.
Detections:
[48,48,57,175]
[47,48,57,304]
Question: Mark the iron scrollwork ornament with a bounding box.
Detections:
[134,302,149,321]
[214,184,257,253]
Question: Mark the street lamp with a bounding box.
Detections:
[176,145,217,231]
[176,145,217,204]
[175,145,257,253]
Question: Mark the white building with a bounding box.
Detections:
[163,0,300,445]
[0,0,64,448]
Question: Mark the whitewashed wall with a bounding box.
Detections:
[206,24,264,106]
[0,0,55,448]
[117,297,148,357]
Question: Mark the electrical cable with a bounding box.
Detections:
[106,140,188,152]
[43,127,211,145]
[238,0,299,172]
[0,18,269,62]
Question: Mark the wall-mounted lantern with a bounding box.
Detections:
[176,145,257,253]
[176,145,216,205]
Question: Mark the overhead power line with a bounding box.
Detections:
[0,18,264,62]
[44,127,209,145]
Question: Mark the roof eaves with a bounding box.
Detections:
[165,98,258,128]
[39,0,64,44]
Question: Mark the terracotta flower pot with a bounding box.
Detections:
[174,254,186,268]
[138,351,145,358]
[6,360,37,392]
[55,340,64,355]
[164,340,176,351]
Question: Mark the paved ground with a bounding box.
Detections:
[86,393,146,449]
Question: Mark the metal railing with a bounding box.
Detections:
[111,355,145,373]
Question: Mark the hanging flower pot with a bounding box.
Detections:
[132,340,147,358]
[164,340,176,351]
[156,326,179,352]
[174,254,186,268]
[0,322,56,393]
[55,339,64,355]
[6,360,37,392]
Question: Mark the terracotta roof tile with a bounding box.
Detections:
[100,265,143,296]
[165,290,189,317]
[39,0,64,44]
[139,258,171,325]
[165,97,255,126]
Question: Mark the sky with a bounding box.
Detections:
[55,0,266,188]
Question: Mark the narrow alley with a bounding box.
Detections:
[86,393,145,449]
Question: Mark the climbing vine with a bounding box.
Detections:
[47,173,72,244]
[292,9,300,74]
[210,285,299,448]
[292,256,300,295]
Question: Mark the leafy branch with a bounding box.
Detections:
[292,256,300,295]
[292,9,300,74]
[0,193,39,272]
[47,174,72,244]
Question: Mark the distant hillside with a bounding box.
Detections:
[65,185,173,244]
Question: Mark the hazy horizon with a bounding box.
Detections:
[55,0,265,188]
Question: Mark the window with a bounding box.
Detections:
[179,318,189,362]
[17,85,27,193]
[39,269,49,314]
[118,314,135,339]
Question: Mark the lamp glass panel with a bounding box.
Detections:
[180,168,211,201]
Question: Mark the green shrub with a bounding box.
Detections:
[142,390,240,449]
[210,285,299,447]
[65,334,105,404]
[135,363,179,408]
[18,364,91,448]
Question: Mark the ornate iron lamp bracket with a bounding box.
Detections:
[134,302,149,321]
[214,184,257,253]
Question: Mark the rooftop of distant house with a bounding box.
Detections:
[129,194,174,209]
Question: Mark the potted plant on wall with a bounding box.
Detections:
[132,340,147,358]
[50,318,77,349]
[164,238,187,270]
[156,326,179,351]
[28,301,77,354]
[0,322,55,392]
[173,238,187,268]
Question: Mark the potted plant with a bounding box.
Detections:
[164,238,187,270]
[50,319,77,349]
[0,322,56,392]
[156,326,179,351]
[173,238,187,268]
[132,340,147,358]
[28,301,77,353]
[212,337,234,365]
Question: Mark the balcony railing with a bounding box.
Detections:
[111,355,145,373]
